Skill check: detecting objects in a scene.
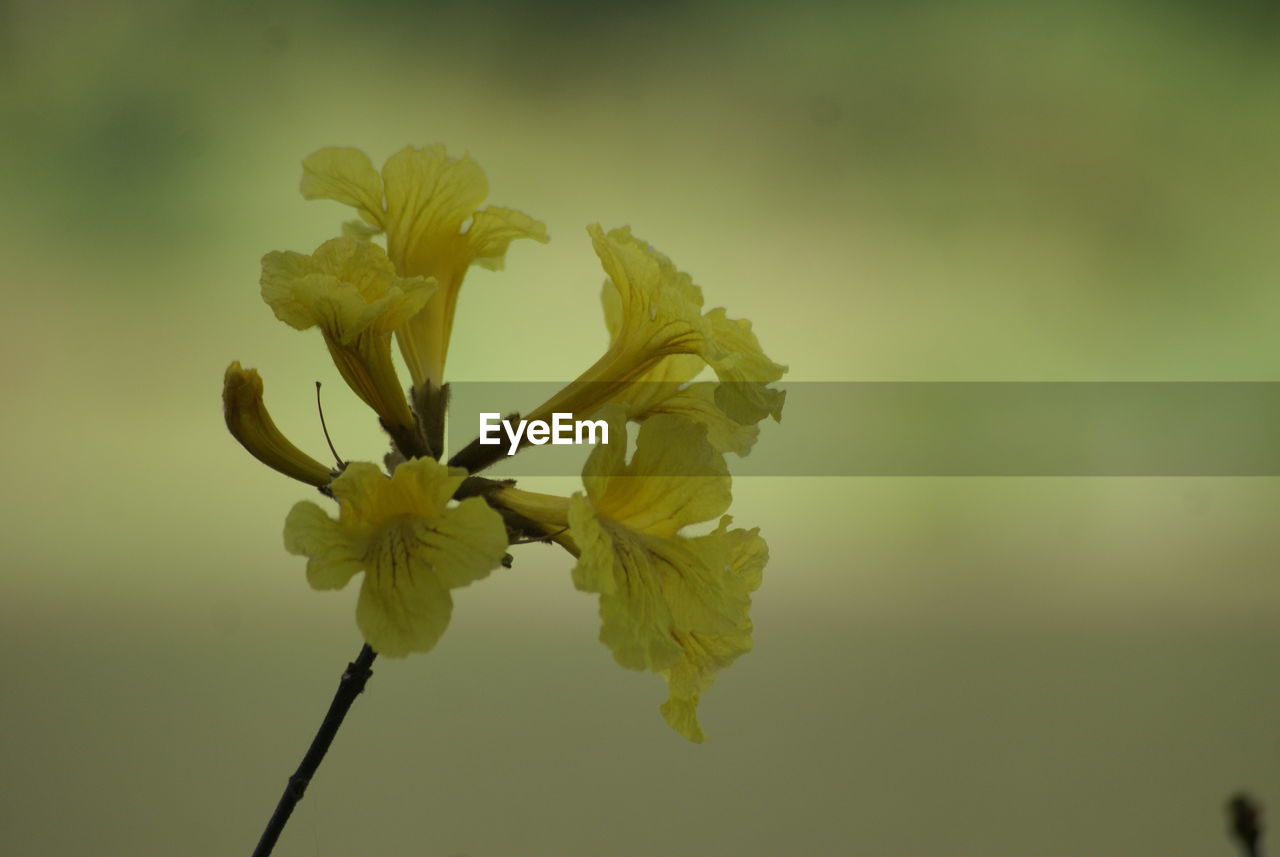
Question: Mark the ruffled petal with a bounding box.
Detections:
[589,224,705,363]
[641,382,761,457]
[581,413,730,539]
[300,147,385,228]
[659,520,766,742]
[659,625,751,744]
[260,238,434,343]
[599,226,704,310]
[703,307,787,423]
[722,518,768,594]
[568,495,683,671]
[569,497,762,742]
[516,226,755,435]
[594,228,785,430]
[380,145,488,273]
[466,205,550,271]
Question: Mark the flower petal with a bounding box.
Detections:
[659,521,767,742]
[301,147,385,228]
[425,497,511,589]
[589,224,705,362]
[513,227,710,433]
[722,518,768,594]
[568,496,682,671]
[260,238,434,343]
[601,280,705,384]
[659,625,752,744]
[331,458,467,526]
[598,225,704,310]
[285,458,509,657]
[356,546,454,657]
[703,307,787,423]
[569,499,762,742]
[641,382,761,457]
[353,499,506,657]
[342,219,384,240]
[380,145,488,271]
[326,462,392,517]
[283,501,362,591]
[465,205,550,271]
[581,412,730,539]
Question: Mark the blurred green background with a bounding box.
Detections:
[3,0,1279,854]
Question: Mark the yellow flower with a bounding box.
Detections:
[565,410,766,742]
[222,362,334,487]
[283,458,508,657]
[453,225,785,471]
[300,145,548,389]
[597,277,765,456]
[591,226,786,429]
[260,237,434,452]
[530,225,784,423]
[521,225,705,426]
[227,143,785,745]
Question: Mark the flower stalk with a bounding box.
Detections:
[251,644,377,857]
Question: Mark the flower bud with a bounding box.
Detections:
[223,362,333,487]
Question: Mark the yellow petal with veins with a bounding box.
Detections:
[567,414,764,741]
[283,459,508,657]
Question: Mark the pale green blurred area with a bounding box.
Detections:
[2,0,1279,855]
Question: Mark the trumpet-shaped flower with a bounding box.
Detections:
[596,277,766,456]
[593,228,787,429]
[451,226,784,473]
[520,225,705,426]
[283,458,508,657]
[524,226,784,433]
[260,237,433,446]
[566,411,767,742]
[300,145,548,389]
[598,227,786,424]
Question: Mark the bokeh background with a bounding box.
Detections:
[3,1,1279,854]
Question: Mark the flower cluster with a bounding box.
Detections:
[223,145,785,741]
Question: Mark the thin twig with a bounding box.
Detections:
[251,644,377,857]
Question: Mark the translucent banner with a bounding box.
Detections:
[441,382,1280,476]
